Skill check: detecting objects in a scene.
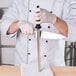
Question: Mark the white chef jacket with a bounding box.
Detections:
[1,0,76,67]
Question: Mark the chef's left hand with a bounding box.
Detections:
[35,8,57,24]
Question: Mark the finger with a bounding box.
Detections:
[29,26,34,35]
[26,30,30,35]
[35,20,41,24]
[35,8,40,13]
[35,13,41,17]
[26,25,33,35]
[22,31,27,35]
[35,16,41,21]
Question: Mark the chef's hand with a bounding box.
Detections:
[35,8,57,24]
[18,20,34,35]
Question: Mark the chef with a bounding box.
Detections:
[0,0,76,68]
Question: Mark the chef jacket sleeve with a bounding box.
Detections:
[62,0,76,42]
[0,0,19,38]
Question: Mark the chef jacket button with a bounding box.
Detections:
[46,40,48,43]
[50,11,52,13]
[37,5,40,8]
[29,10,31,12]
[29,39,31,41]
[44,55,47,57]
[48,26,51,28]
[28,53,30,55]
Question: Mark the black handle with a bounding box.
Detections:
[35,5,41,30]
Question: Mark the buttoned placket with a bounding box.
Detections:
[40,39,50,68]
[26,0,56,67]
[26,0,40,64]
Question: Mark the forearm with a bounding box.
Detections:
[7,21,19,35]
[54,17,68,37]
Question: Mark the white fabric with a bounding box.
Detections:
[0,0,76,67]
[62,0,76,42]
[35,31,66,40]
[21,63,53,76]
[41,31,66,39]
[0,19,17,37]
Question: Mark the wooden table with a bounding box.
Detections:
[0,66,76,76]
[0,65,20,76]
[52,66,76,76]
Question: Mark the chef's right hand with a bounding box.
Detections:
[18,20,34,35]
